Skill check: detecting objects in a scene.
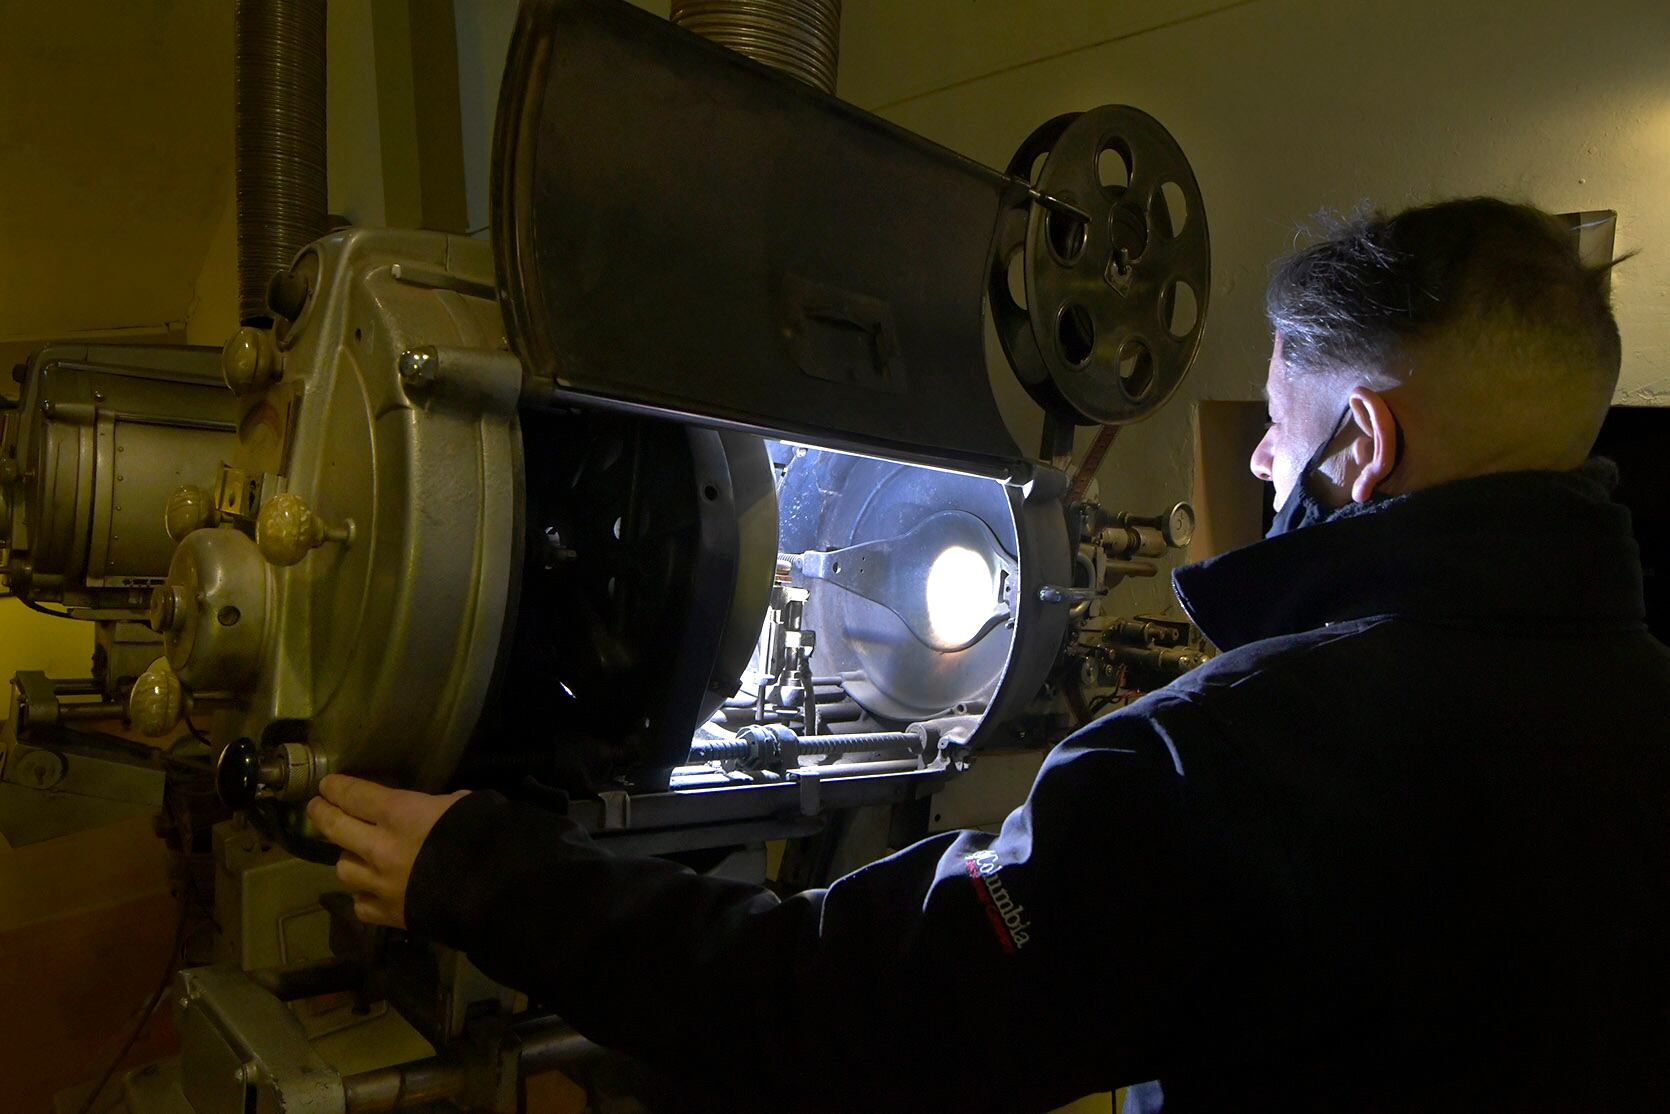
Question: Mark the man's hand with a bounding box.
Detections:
[305,773,470,929]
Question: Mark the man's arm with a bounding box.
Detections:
[313,705,1205,1112]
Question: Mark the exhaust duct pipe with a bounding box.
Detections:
[671,0,842,95]
[235,0,328,327]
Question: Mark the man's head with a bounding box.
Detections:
[1250,198,1623,513]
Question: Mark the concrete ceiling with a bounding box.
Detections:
[0,1,233,343]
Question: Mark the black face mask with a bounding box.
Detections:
[1265,404,1405,539]
[1265,406,1355,539]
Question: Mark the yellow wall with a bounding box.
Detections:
[0,2,231,346]
[0,601,96,711]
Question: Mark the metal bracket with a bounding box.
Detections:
[175,966,346,1114]
[597,789,631,831]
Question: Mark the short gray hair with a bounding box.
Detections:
[1266,198,1622,396]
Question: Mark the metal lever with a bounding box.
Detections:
[1038,585,1103,605]
[790,511,1017,653]
[1022,183,1094,224]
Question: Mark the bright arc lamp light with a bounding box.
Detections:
[923,545,996,649]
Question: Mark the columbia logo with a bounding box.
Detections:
[965,850,1033,952]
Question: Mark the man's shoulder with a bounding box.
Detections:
[1152,614,1398,706]
[1068,615,1409,770]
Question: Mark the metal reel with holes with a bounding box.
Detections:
[990,105,1209,426]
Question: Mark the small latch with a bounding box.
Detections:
[779,273,906,394]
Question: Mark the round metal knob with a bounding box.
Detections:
[1162,501,1196,548]
[165,485,217,542]
[266,268,311,323]
[148,584,190,634]
[215,737,263,809]
[129,657,184,738]
[255,492,351,567]
[222,326,281,394]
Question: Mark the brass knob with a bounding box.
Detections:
[222,326,281,395]
[164,485,218,541]
[255,492,352,567]
[129,657,184,738]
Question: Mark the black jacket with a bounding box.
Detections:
[407,464,1670,1111]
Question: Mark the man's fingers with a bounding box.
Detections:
[318,773,395,825]
[351,892,384,926]
[351,891,405,930]
[335,849,380,894]
[306,796,382,860]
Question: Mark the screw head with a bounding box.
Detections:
[398,348,436,388]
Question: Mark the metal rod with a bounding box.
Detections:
[712,706,800,727]
[789,758,922,779]
[805,731,918,753]
[342,1059,468,1113]
[55,702,129,721]
[817,699,866,723]
[689,729,918,764]
[340,1018,602,1113]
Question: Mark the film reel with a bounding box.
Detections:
[990,106,1209,427]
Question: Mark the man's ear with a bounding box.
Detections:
[1345,387,1399,503]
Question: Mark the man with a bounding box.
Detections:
[309,198,1669,1111]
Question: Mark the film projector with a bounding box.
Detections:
[0,1,1211,1108]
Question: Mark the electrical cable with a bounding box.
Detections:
[19,595,97,621]
[1085,693,1125,719]
[183,716,215,750]
[163,734,213,774]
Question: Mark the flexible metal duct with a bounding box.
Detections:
[671,0,841,94]
[235,0,328,326]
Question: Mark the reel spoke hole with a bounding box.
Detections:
[1006,250,1028,310]
[1057,304,1095,367]
[1047,208,1089,265]
[1030,150,1051,183]
[1155,181,1190,238]
[1164,280,1199,338]
[1097,139,1133,197]
[1118,338,1156,399]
